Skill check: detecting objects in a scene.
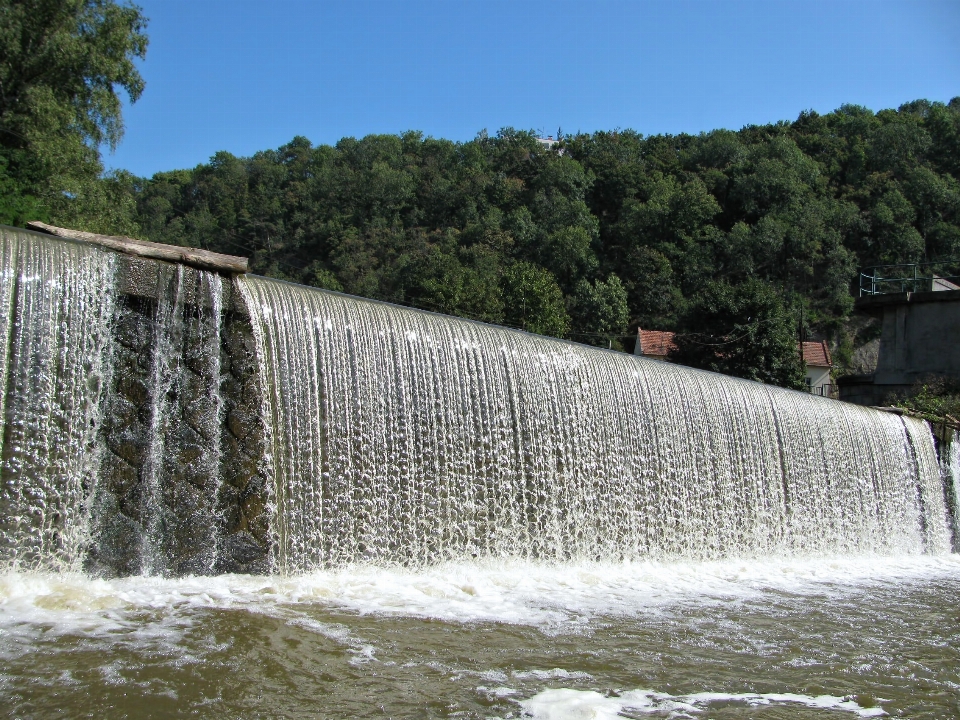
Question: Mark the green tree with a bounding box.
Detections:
[128,96,960,363]
[570,273,630,348]
[501,261,570,337]
[415,244,504,323]
[0,0,148,231]
[617,245,681,329]
[0,153,45,224]
[670,279,806,389]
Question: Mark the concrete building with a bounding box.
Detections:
[536,136,561,152]
[839,288,960,406]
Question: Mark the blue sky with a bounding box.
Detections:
[106,0,960,178]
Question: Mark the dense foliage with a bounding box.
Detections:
[670,279,806,390]
[892,378,960,428]
[0,0,147,231]
[1,4,958,386]
[123,99,960,372]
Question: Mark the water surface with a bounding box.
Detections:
[3,555,959,719]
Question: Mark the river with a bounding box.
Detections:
[3,555,959,719]
[2,227,958,718]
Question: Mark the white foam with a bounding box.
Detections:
[1,554,957,640]
[513,669,594,681]
[519,688,887,718]
[261,553,959,628]
[520,688,633,720]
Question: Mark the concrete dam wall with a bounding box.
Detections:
[0,225,955,577]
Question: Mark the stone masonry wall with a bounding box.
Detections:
[214,287,271,574]
[85,255,271,577]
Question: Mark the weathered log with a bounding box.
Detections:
[26,221,249,274]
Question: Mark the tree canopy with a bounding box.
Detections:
[670,279,806,389]
[119,98,960,384]
[0,0,147,229]
[2,26,958,391]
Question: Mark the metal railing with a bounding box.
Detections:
[812,383,837,398]
[859,261,960,297]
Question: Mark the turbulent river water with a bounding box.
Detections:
[1,227,958,718]
[4,555,960,719]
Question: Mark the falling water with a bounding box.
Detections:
[0,227,117,571]
[942,434,960,550]
[1,229,959,718]
[139,264,225,575]
[240,278,953,573]
[0,226,953,576]
[0,227,230,575]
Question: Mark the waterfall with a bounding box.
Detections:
[0,227,236,575]
[0,227,117,571]
[0,226,953,576]
[86,259,230,577]
[138,265,225,576]
[240,278,952,573]
[942,435,960,550]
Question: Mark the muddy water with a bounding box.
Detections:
[3,556,959,719]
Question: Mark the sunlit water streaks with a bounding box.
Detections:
[0,229,230,576]
[140,266,225,575]
[239,278,952,572]
[0,228,117,571]
[0,233,952,576]
[0,234,956,717]
[939,435,959,550]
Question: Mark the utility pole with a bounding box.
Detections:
[798,306,805,367]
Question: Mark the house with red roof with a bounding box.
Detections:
[634,329,677,359]
[800,340,833,395]
[634,329,834,396]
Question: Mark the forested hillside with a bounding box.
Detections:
[2,3,958,387]
[126,99,960,375]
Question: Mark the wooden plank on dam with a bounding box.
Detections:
[26,221,250,274]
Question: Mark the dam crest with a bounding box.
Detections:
[0,225,954,576]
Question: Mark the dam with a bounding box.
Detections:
[2,224,959,718]
[0,223,954,576]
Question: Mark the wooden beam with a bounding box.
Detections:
[26,221,249,274]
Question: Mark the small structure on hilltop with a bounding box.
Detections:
[635,328,835,395]
[536,135,558,151]
[839,261,960,407]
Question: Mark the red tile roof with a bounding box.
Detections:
[636,330,833,368]
[801,340,832,367]
[637,329,676,358]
